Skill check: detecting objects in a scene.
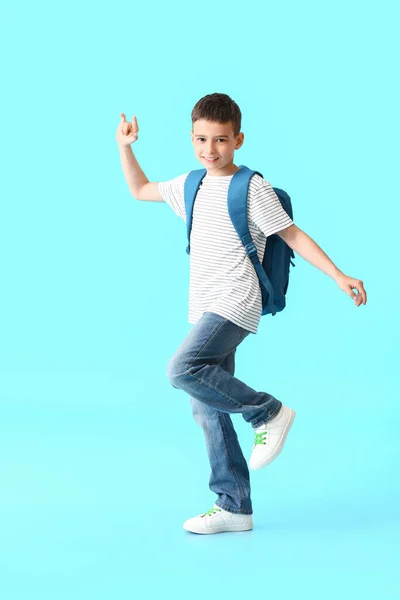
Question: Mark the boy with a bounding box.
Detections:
[116,93,367,535]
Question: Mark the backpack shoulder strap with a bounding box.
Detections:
[184,169,207,254]
[227,165,276,315]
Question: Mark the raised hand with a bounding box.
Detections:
[116,113,139,147]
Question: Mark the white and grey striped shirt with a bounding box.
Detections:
[158,172,294,334]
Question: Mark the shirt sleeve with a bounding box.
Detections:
[248,179,294,237]
[158,172,189,222]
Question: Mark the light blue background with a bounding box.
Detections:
[0,0,399,598]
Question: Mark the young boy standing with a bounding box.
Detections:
[117,93,367,535]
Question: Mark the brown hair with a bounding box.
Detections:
[191,93,242,137]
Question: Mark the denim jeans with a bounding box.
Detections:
[166,311,282,515]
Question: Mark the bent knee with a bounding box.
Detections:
[166,356,187,387]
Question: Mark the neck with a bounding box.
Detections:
[206,162,240,176]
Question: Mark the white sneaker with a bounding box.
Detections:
[249,404,296,470]
[183,504,253,534]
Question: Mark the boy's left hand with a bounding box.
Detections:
[335,273,367,306]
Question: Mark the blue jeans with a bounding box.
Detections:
[166,311,282,515]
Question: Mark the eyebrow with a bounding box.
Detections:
[194,134,230,138]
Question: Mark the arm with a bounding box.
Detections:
[118,145,164,202]
[277,224,367,306]
[116,113,164,202]
[278,224,342,280]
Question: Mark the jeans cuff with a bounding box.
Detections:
[252,401,282,429]
[214,500,253,515]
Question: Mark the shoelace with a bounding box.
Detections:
[202,507,222,517]
[254,431,268,445]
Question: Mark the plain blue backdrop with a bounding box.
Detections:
[0,0,399,598]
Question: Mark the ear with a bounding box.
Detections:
[235,132,244,150]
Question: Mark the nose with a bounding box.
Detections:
[206,145,216,155]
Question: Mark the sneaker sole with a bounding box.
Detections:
[250,408,296,470]
[183,523,253,534]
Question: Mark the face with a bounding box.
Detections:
[191,119,244,175]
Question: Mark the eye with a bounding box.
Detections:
[195,138,226,142]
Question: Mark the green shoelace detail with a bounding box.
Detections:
[254,431,268,445]
[203,507,222,517]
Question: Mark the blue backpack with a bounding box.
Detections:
[183,164,296,316]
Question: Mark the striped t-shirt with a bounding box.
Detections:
[158,171,294,334]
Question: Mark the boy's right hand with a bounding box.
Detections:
[116,113,139,146]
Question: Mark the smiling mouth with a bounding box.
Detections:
[203,157,219,161]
